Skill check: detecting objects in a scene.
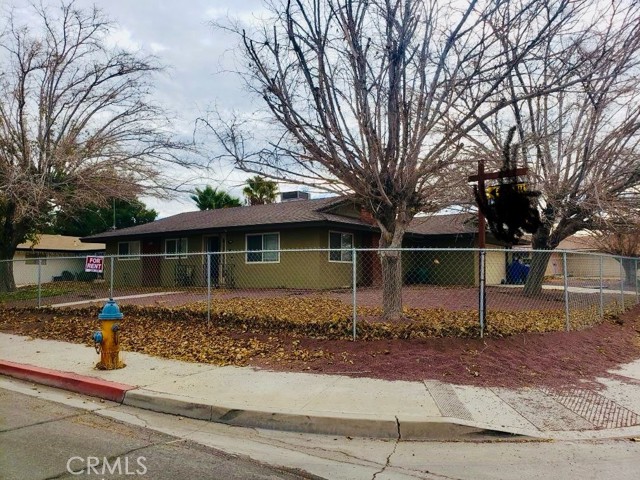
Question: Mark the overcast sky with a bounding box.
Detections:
[22,0,280,217]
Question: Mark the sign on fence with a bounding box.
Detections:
[85,256,104,273]
[486,182,527,198]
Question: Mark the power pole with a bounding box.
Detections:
[468,161,529,335]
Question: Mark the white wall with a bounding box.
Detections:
[12,252,86,286]
[486,249,507,285]
[565,253,623,278]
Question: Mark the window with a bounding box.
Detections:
[246,233,279,263]
[25,252,47,265]
[117,241,140,260]
[165,238,188,258]
[329,231,354,262]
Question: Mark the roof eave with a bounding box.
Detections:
[81,219,376,243]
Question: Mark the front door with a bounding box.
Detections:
[142,238,162,287]
[206,237,221,287]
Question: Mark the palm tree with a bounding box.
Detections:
[191,186,241,210]
[242,176,278,205]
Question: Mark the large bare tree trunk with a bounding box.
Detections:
[0,257,16,292]
[523,250,552,296]
[0,203,21,293]
[619,258,638,289]
[378,223,406,321]
[524,226,554,296]
[380,250,403,321]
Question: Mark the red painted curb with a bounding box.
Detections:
[0,360,136,403]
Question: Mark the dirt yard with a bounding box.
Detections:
[1,302,638,390]
[2,282,625,313]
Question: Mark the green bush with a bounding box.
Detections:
[60,271,74,281]
[75,271,98,282]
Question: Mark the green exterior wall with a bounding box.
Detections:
[106,236,207,288]
[159,236,205,287]
[223,227,363,289]
[400,237,507,287]
[402,237,476,286]
[104,228,364,290]
[103,227,505,290]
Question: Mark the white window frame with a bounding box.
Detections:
[328,231,354,263]
[117,241,140,260]
[165,238,188,259]
[245,232,280,264]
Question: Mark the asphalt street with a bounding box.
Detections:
[0,387,321,480]
[1,378,640,480]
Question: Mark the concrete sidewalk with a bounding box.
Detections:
[1,332,639,441]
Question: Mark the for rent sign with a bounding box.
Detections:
[85,256,104,273]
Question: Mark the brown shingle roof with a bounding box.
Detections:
[81,197,477,243]
[406,213,476,236]
[17,234,105,252]
[82,197,373,242]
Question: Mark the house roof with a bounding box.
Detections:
[556,235,600,251]
[17,234,105,252]
[80,196,478,243]
[516,234,602,252]
[407,213,476,236]
[82,197,373,242]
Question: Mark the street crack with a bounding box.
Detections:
[371,416,401,480]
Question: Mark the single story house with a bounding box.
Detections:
[516,235,625,279]
[13,235,105,286]
[81,194,508,289]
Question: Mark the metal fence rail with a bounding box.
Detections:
[1,248,638,339]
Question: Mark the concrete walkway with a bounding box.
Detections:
[1,332,639,441]
[500,283,638,295]
[49,291,181,308]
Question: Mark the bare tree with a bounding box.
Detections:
[594,231,640,259]
[590,209,640,288]
[209,0,593,319]
[0,2,191,292]
[467,0,640,295]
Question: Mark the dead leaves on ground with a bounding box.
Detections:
[0,294,613,343]
[0,308,334,367]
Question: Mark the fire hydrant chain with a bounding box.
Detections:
[92,331,103,354]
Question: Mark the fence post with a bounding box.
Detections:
[207,253,211,326]
[620,256,625,313]
[599,254,604,319]
[352,248,357,341]
[563,252,570,331]
[479,249,486,338]
[37,258,42,308]
[110,256,114,299]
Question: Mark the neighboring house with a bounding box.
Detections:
[13,235,105,286]
[402,213,508,285]
[81,194,508,289]
[514,235,623,279]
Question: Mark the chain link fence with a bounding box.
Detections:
[1,248,638,338]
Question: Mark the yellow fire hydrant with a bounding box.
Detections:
[92,298,125,370]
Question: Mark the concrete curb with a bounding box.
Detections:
[0,361,562,440]
[124,388,402,438]
[122,388,513,440]
[0,360,136,403]
[0,360,509,439]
